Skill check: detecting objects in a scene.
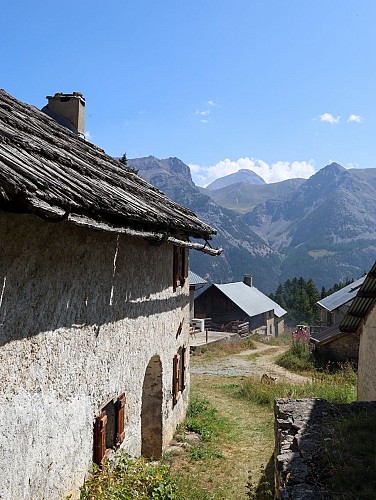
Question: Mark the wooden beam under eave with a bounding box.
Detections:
[356,291,376,299]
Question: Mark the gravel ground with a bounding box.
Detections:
[190,342,310,384]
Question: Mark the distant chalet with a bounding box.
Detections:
[0,89,220,255]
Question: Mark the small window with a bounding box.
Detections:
[172,353,181,406]
[93,393,126,466]
[181,345,187,391]
[173,246,188,291]
[173,346,188,406]
[117,393,126,444]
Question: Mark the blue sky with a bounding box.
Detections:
[2,1,375,186]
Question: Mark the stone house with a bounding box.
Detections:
[194,275,286,336]
[0,90,220,499]
[310,323,359,363]
[311,276,366,362]
[317,276,366,326]
[339,261,376,400]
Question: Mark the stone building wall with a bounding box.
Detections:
[316,332,359,363]
[0,212,190,499]
[357,304,376,401]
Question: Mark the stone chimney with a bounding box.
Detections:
[44,92,86,136]
[243,274,253,287]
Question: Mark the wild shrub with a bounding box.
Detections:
[80,452,178,499]
[276,328,316,372]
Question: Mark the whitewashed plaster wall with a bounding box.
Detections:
[0,212,190,499]
[357,304,376,401]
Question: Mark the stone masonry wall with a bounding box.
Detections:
[274,398,333,499]
[274,398,376,499]
[0,212,190,499]
[317,332,359,363]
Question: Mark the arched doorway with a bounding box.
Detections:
[141,355,163,459]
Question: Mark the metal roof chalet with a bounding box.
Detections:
[340,261,376,334]
[317,276,366,312]
[215,282,287,318]
[0,90,221,256]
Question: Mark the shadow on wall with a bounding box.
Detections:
[274,398,376,498]
[0,214,189,346]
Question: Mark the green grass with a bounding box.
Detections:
[237,366,356,407]
[181,396,230,457]
[276,348,315,373]
[263,333,291,346]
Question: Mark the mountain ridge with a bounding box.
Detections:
[130,156,376,292]
[206,168,266,190]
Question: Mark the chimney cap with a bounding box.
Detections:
[46,92,85,102]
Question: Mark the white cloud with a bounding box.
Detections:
[189,157,315,187]
[347,114,362,123]
[193,99,218,122]
[343,162,360,169]
[319,113,341,124]
[84,130,92,140]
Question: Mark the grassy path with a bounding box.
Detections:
[169,341,291,498]
[185,374,275,499]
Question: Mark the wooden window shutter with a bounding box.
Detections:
[117,393,126,444]
[176,317,184,339]
[94,411,107,466]
[173,353,181,406]
[182,248,189,280]
[181,345,187,390]
[173,246,180,291]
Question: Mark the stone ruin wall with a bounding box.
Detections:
[274,398,376,499]
[0,212,190,499]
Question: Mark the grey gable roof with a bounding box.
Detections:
[189,271,207,286]
[310,323,342,345]
[317,276,366,312]
[0,90,221,255]
[215,282,287,318]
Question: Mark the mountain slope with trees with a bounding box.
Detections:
[129,156,282,291]
[243,162,376,286]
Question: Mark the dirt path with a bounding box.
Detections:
[190,341,310,384]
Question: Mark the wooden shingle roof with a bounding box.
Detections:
[0,89,221,255]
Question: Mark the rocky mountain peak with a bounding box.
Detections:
[314,162,346,179]
[206,168,266,190]
[165,157,193,180]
